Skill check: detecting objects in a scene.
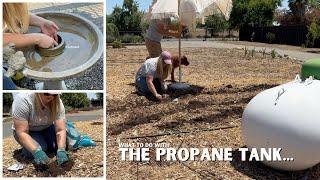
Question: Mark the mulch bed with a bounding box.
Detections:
[107,47,320,179]
[3,120,104,177]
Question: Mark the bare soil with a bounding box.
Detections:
[107,47,320,179]
[3,120,104,177]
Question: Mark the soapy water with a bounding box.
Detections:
[23,32,93,72]
[19,14,99,73]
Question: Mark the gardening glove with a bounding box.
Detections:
[3,43,16,62]
[6,51,26,77]
[56,148,68,165]
[3,43,27,77]
[33,148,50,165]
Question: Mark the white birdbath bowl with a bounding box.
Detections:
[20,12,103,90]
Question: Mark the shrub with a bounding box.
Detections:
[106,36,116,44]
[106,23,119,37]
[271,49,276,58]
[64,105,72,113]
[60,93,90,109]
[106,23,119,44]
[120,34,143,43]
[112,40,123,48]
[244,46,248,57]
[262,48,267,58]
[133,35,143,43]
[3,93,13,106]
[266,32,276,44]
[120,34,134,43]
[306,22,320,48]
[140,20,149,33]
[251,47,255,57]
[205,13,228,35]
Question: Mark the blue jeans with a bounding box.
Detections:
[135,76,163,96]
[3,69,16,90]
[14,124,57,158]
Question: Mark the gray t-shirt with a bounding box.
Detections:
[12,93,65,131]
[146,19,164,42]
[136,57,159,80]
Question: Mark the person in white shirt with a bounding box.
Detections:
[136,51,173,101]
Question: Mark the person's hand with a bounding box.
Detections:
[32,33,58,48]
[155,94,163,101]
[33,148,49,165]
[56,148,69,165]
[40,19,59,42]
[162,94,169,99]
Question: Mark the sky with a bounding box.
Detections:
[280,0,289,10]
[107,0,152,15]
[86,93,98,100]
[106,0,289,15]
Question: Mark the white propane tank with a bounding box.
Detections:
[242,76,320,171]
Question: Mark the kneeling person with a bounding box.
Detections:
[136,51,172,101]
[12,93,68,165]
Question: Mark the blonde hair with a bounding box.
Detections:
[156,56,172,80]
[35,94,61,122]
[3,3,29,33]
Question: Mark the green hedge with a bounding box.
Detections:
[60,93,90,108]
[3,93,13,106]
[112,40,123,48]
[107,23,119,43]
[120,34,143,43]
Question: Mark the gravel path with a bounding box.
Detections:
[16,3,104,90]
[128,40,319,61]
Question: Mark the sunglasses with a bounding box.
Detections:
[43,93,58,97]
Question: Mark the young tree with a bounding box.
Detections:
[229,0,249,29]
[306,21,320,47]
[96,93,103,101]
[95,93,104,106]
[106,23,119,43]
[278,0,319,25]
[288,0,308,24]
[229,0,281,29]
[247,0,280,27]
[60,94,90,109]
[108,0,143,32]
[109,6,123,30]
[205,13,228,37]
[3,93,13,106]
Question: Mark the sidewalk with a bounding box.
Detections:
[128,40,319,61]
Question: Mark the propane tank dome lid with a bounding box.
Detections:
[301,58,320,80]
